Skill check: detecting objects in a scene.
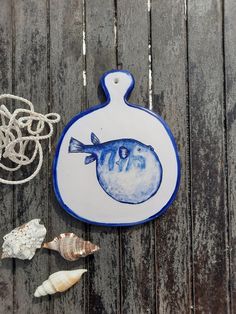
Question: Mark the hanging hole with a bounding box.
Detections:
[114,78,119,84]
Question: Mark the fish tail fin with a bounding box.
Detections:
[68,137,85,153]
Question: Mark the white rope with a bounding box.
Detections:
[0,94,61,184]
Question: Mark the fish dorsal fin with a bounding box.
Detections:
[91,133,100,145]
[85,154,96,165]
[119,146,129,159]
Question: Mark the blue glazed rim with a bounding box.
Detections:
[52,69,181,227]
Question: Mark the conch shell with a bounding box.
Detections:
[42,233,100,261]
[34,269,87,297]
[1,219,46,260]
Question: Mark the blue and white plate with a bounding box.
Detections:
[53,70,180,226]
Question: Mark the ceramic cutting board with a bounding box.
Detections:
[53,70,180,226]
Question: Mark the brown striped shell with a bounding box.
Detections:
[42,233,100,261]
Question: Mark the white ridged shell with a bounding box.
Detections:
[1,219,46,260]
[34,269,87,297]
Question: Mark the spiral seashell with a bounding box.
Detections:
[42,233,100,261]
[34,269,87,297]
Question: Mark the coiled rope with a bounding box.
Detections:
[0,94,60,184]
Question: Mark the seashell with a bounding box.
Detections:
[1,219,46,260]
[34,269,87,297]
[42,233,100,261]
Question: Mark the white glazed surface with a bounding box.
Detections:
[55,71,179,225]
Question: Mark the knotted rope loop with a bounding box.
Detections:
[0,94,61,184]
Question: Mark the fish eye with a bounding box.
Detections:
[137,148,141,152]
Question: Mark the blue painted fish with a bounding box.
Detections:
[69,133,162,204]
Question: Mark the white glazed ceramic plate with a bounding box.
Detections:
[53,70,180,226]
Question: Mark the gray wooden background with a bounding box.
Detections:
[0,0,235,313]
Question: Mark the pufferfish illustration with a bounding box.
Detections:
[68,133,162,204]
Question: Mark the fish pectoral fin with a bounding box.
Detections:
[91,132,100,145]
[119,146,129,159]
[84,154,96,165]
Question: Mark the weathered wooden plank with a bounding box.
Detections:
[188,1,229,312]
[49,0,86,313]
[0,1,14,313]
[85,1,120,313]
[151,0,191,312]
[116,1,156,313]
[86,0,117,106]
[117,0,150,105]
[13,0,49,313]
[224,0,236,311]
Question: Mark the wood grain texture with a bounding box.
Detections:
[49,0,86,313]
[224,0,236,312]
[85,1,120,313]
[86,0,116,106]
[188,0,229,313]
[117,0,149,105]
[117,1,156,313]
[0,1,13,313]
[151,0,191,312]
[13,0,49,313]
